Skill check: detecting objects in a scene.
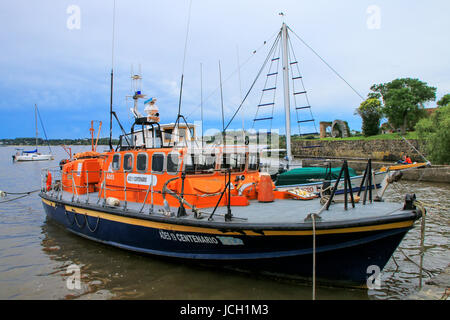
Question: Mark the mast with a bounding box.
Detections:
[281,23,292,168]
[35,104,38,151]
[109,0,116,151]
[200,63,204,149]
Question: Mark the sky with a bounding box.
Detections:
[0,0,449,139]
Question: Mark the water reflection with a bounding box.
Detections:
[369,180,450,300]
[40,218,370,300]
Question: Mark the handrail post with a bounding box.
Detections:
[71,170,79,203]
[177,172,187,217]
[368,159,373,203]
[225,168,232,222]
[150,175,154,214]
[40,169,44,193]
[86,170,90,204]
[344,161,348,210]
[102,172,107,207]
[123,171,127,211]
[139,175,153,214]
[357,160,369,197]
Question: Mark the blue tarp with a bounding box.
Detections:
[23,149,37,154]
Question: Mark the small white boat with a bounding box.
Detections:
[13,149,54,161]
[12,104,54,162]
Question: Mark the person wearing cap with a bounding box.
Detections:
[144,97,160,122]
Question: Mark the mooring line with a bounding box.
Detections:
[0,189,40,204]
[85,214,100,233]
[312,213,317,300]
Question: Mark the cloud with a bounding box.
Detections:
[0,0,449,138]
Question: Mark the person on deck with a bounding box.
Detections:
[397,155,412,164]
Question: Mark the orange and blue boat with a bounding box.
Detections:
[39,23,424,287]
[39,115,423,287]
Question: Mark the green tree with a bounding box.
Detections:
[356,98,382,136]
[370,78,436,134]
[437,94,450,107]
[415,104,450,164]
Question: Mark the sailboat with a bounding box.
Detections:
[13,104,54,162]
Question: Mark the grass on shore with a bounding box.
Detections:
[293,132,419,141]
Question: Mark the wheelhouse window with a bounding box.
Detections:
[112,154,120,171]
[163,129,173,141]
[136,153,148,172]
[221,153,246,172]
[188,127,195,139]
[123,153,134,172]
[167,153,180,174]
[248,153,259,171]
[185,152,216,174]
[151,153,165,173]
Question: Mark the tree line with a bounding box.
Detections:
[356,77,449,164]
[0,137,118,146]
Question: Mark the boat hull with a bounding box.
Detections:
[40,194,419,286]
[14,154,54,161]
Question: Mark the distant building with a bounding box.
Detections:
[425,107,438,116]
[380,122,394,134]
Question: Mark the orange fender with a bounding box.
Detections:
[46,171,52,191]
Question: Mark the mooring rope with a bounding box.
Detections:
[0,189,40,204]
[73,211,86,228]
[85,214,100,233]
[64,210,75,226]
[397,248,434,278]
[419,206,426,288]
[311,213,317,301]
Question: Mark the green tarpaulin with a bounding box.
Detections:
[275,167,357,186]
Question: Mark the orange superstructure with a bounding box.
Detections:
[60,144,308,210]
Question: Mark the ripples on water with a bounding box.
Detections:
[0,146,448,300]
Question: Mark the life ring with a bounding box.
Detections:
[46,171,52,191]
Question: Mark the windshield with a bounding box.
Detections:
[185,152,216,174]
[221,153,246,173]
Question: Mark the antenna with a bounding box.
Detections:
[108,0,117,150]
[236,45,245,139]
[129,67,146,118]
[200,63,204,149]
[35,104,38,150]
[174,0,193,134]
[219,61,225,134]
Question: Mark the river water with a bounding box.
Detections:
[0,146,448,300]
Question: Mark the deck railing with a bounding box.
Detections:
[40,167,233,216]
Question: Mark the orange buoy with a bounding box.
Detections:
[257,173,275,203]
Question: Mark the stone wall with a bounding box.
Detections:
[301,158,450,183]
[292,139,427,162]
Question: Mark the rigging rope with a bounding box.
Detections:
[224,32,282,132]
[287,25,432,165]
[36,106,52,154]
[287,26,365,100]
[185,30,280,121]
